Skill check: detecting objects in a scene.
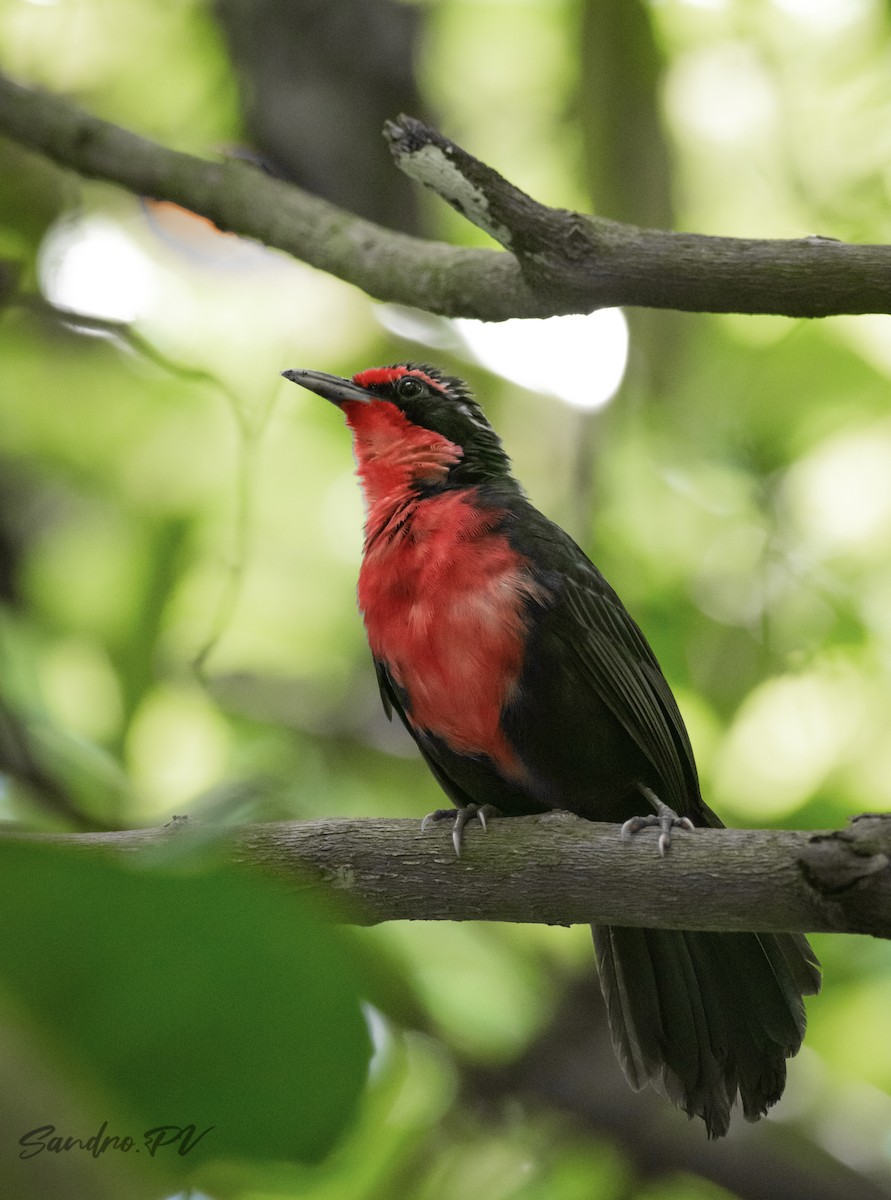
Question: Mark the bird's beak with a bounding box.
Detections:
[281,368,373,406]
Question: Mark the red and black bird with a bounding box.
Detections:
[283,361,821,1138]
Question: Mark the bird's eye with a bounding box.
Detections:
[395,376,427,401]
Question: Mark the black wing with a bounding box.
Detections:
[502,499,715,825]
[561,572,702,817]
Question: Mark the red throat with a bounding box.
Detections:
[341,399,462,531]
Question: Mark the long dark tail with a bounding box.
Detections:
[592,924,822,1138]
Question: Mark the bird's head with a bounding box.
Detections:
[283,363,514,512]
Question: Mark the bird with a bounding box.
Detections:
[282,361,821,1138]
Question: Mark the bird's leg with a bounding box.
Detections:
[420,803,501,858]
[620,784,694,857]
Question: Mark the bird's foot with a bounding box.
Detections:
[620,786,694,857]
[420,803,501,858]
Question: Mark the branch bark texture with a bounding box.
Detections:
[8,811,891,937]
[2,72,891,319]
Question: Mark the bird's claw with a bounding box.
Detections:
[420,803,500,858]
[621,787,694,857]
[420,808,455,833]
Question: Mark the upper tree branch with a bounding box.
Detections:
[0,72,533,321]
[2,72,891,319]
[7,811,891,937]
[384,115,891,315]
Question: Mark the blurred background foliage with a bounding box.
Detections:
[1,0,891,1197]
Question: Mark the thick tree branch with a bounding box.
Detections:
[384,114,891,316]
[2,72,891,319]
[0,72,535,321]
[6,811,890,936]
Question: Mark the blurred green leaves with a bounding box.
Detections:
[0,840,371,1180]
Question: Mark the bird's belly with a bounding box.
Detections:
[384,592,524,768]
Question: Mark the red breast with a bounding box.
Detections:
[359,486,541,781]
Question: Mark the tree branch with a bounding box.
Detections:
[6,811,890,936]
[0,72,535,321]
[2,72,891,319]
[384,114,891,316]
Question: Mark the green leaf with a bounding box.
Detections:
[0,841,371,1173]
